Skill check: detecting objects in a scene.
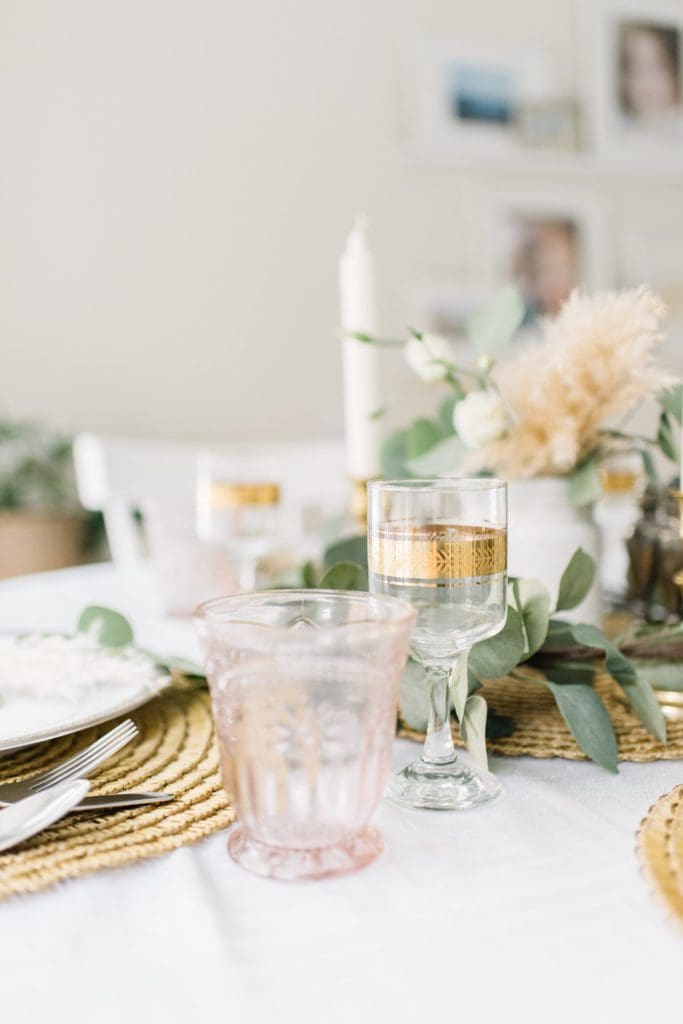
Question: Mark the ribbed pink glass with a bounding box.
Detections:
[195,590,415,880]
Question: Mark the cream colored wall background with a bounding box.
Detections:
[1,0,682,443]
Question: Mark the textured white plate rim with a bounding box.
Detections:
[0,686,169,754]
[0,632,170,755]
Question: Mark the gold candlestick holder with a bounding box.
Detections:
[349,478,371,532]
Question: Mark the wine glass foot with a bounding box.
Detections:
[227,826,384,880]
[386,757,502,810]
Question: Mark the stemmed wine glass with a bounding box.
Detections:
[367,478,507,810]
[195,452,282,591]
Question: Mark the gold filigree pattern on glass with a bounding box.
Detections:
[208,482,280,508]
[368,523,506,581]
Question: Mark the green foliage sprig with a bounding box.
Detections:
[78,541,672,775]
[0,420,80,512]
[304,542,667,773]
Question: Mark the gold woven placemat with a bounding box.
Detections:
[637,785,683,925]
[0,686,234,901]
[398,674,683,762]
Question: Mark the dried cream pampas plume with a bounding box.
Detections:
[462,287,676,479]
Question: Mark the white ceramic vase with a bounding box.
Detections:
[507,477,602,625]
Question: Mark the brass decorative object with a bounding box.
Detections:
[672,489,683,588]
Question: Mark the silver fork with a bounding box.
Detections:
[0,719,139,804]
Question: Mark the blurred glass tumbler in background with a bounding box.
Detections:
[196,452,281,592]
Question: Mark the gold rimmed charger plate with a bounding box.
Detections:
[637,785,683,926]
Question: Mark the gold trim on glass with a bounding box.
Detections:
[208,482,280,508]
[368,523,507,580]
[600,468,639,494]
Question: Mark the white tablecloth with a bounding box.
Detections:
[0,563,681,1024]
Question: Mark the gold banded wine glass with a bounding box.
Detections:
[367,478,507,810]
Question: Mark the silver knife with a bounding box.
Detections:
[0,791,173,812]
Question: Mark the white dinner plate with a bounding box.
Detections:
[0,635,169,755]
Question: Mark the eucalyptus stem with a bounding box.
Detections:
[601,428,659,448]
[341,330,405,348]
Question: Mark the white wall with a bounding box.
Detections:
[1,0,682,443]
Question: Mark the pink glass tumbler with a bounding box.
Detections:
[195,589,415,880]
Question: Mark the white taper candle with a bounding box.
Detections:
[339,216,383,480]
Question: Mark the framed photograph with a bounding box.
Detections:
[491,190,607,330]
[587,1,683,162]
[414,38,553,158]
[517,99,582,152]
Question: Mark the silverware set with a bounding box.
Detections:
[0,719,172,851]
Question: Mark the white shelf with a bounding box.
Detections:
[403,144,683,184]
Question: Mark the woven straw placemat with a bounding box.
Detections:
[0,685,234,901]
[398,674,683,762]
[637,785,683,925]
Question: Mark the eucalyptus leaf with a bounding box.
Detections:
[301,560,318,588]
[319,561,368,591]
[486,707,516,740]
[555,548,596,612]
[659,384,683,425]
[640,447,658,487]
[406,435,466,477]
[77,606,134,648]
[617,674,668,744]
[541,618,576,651]
[450,654,469,720]
[541,662,597,686]
[631,661,683,692]
[515,578,551,659]
[542,679,618,772]
[324,535,367,571]
[657,411,678,462]
[459,694,489,770]
[555,622,666,743]
[381,430,410,478]
[406,418,444,459]
[438,394,458,435]
[568,456,602,507]
[399,660,429,731]
[465,285,525,354]
[469,606,526,679]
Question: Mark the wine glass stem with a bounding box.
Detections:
[422,660,457,765]
[239,559,258,592]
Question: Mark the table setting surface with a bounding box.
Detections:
[0,562,681,1024]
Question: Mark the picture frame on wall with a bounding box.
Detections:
[586,0,683,163]
[414,38,555,159]
[490,189,607,331]
[516,99,582,152]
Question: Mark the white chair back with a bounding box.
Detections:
[73,433,348,564]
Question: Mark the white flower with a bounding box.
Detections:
[405,333,454,383]
[453,390,508,448]
[477,353,495,373]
